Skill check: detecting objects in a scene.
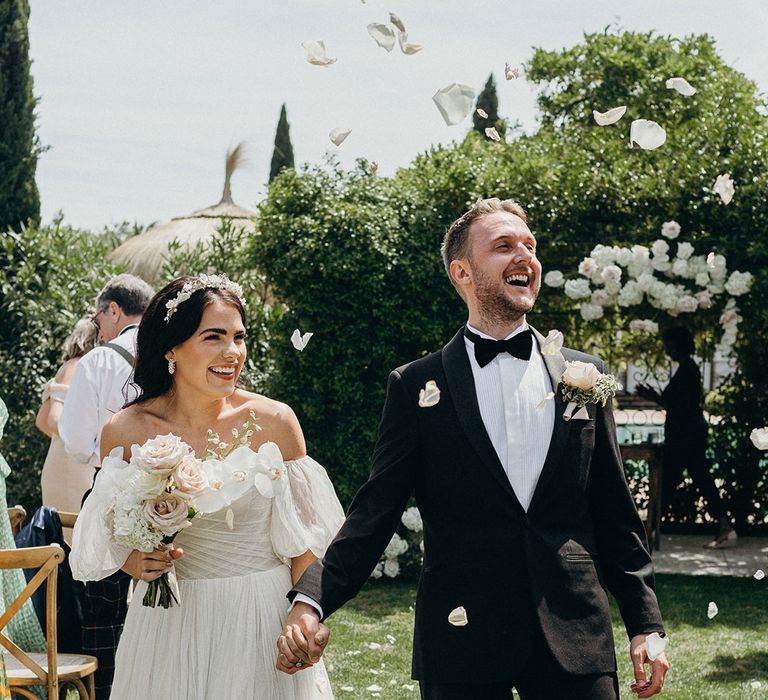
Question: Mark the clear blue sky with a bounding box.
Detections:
[28,0,768,230]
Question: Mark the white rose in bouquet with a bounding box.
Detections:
[143,492,191,537]
[133,433,191,478]
[173,454,209,499]
[561,361,601,391]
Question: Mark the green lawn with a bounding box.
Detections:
[324,574,768,699]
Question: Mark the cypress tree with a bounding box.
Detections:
[472,73,505,137]
[269,103,295,182]
[0,0,42,231]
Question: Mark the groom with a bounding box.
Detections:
[278,198,669,699]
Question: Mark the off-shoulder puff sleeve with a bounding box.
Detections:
[70,447,133,581]
[270,455,345,565]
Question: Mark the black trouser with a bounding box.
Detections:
[661,425,725,521]
[81,570,131,700]
[419,626,620,700]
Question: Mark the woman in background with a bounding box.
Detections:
[36,315,98,537]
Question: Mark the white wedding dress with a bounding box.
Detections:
[70,443,345,700]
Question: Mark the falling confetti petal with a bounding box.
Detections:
[329,127,352,146]
[476,108,488,119]
[592,105,627,126]
[367,23,395,52]
[706,252,716,268]
[541,329,564,356]
[432,83,476,125]
[397,31,423,55]
[366,686,383,693]
[291,329,314,351]
[370,161,379,173]
[630,119,667,150]
[751,428,768,450]
[389,12,406,32]
[448,606,468,626]
[418,380,441,407]
[301,40,337,66]
[536,392,556,411]
[707,601,718,619]
[504,63,520,80]
[225,508,234,530]
[645,632,668,661]
[666,77,697,96]
[754,569,765,580]
[484,127,501,141]
[713,173,735,204]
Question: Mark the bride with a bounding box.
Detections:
[71,274,344,699]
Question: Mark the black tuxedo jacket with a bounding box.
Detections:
[291,327,664,682]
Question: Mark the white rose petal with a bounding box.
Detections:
[366,686,383,693]
[291,328,314,351]
[630,119,667,150]
[476,108,488,119]
[751,681,763,689]
[397,31,423,55]
[367,23,395,52]
[754,569,765,580]
[541,329,564,356]
[676,242,694,260]
[340,687,355,692]
[536,392,556,411]
[707,601,718,619]
[432,83,476,126]
[225,507,234,530]
[544,270,565,287]
[367,642,382,650]
[388,12,406,32]
[504,63,520,80]
[578,257,597,277]
[302,40,337,66]
[750,427,768,451]
[562,360,602,390]
[329,127,352,147]
[402,684,416,691]
[448,606,468,626]
[484,127,501,142]
[666,77,697,96]
[645,632,668,661]
[386,634,396,643]
[661,220,681,239]
[707,252,717,269]
[713,173,735,204]
[592,105,627,126]
[418,380,441,408]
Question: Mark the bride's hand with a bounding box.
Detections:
[123,544,184,582]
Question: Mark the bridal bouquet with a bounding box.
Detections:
[110,413,279,608]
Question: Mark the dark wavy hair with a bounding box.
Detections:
[128,277,246,406]
[662,326,696,357]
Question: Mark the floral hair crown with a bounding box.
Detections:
[164,274,246,323]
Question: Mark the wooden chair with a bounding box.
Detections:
[0,544,97,699]
[7,506,26,536]
[57,511,78,530]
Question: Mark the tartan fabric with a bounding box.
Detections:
[82,571,131,700]
[0,399,47,655]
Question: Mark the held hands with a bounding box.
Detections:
[629,634,669,697]
[635,384,660,403]
[124,544,184,583]
[275,602,330,674]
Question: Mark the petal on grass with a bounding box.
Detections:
[707,601,718,619]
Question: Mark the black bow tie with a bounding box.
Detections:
[464,327,533,367]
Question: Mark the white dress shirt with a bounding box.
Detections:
[59,325,139,468]
[464,321,555,511]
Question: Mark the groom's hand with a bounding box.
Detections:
[629,634,669,697]
[275,602,329,674]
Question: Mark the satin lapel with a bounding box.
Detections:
[441,329,526,516]
[527,327,572,512]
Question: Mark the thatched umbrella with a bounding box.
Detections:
[110,144,256,283]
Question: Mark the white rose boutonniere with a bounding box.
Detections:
[560,360,617,421]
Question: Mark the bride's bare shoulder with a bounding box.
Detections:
[100,403,159,460]
[232,390,306,459]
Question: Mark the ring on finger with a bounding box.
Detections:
[295,660,304,668]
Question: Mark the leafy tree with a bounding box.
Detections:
[269,103,295,182]
[0,0,43,232]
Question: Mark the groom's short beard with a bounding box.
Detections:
[473,266,539,326]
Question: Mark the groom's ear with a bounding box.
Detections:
[449,259,472,295]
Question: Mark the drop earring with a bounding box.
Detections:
[168,358,176,375]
